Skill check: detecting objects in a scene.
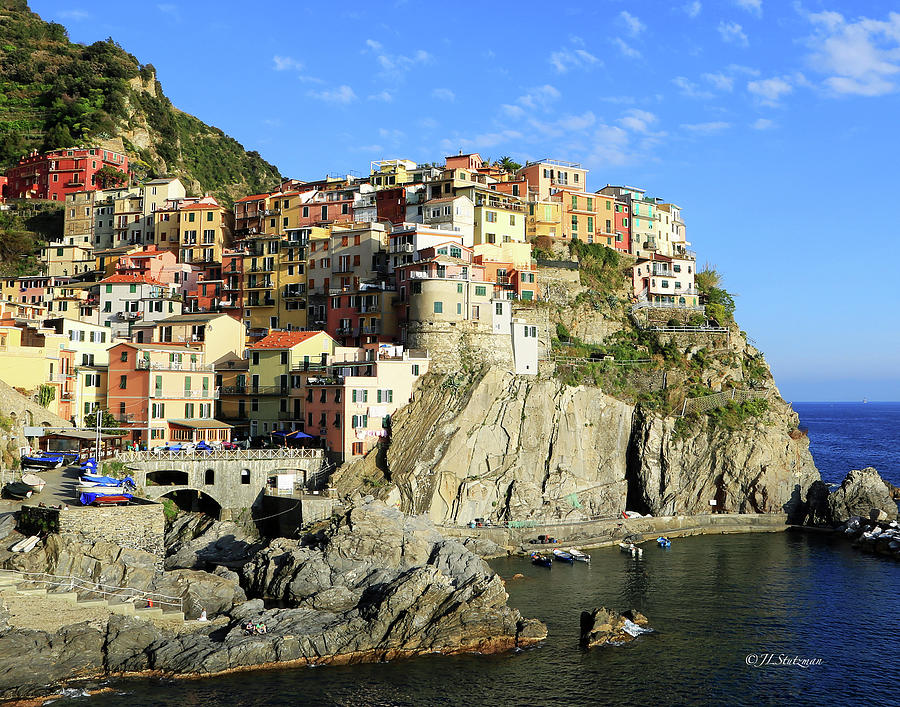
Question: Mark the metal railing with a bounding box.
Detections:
[0,569,183,612]
[631,300,705,313]
[150,388,219,400]
[117,448,323,462]
[137,359,213,372]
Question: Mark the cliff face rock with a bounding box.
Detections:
[827,468,898,523]
[335,369,818,523]
[0,501,545,699]
[628,403,818,516]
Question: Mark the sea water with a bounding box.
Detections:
[57,403,900,706]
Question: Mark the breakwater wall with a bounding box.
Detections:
[439,512,789,552]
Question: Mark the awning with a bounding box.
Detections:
[271,429,314,439]
[168,419,233,429]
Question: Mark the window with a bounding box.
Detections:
[376,389,393,403]
[185,403,195,418]
[188,213,195,222]
[352,442,364,456]
[587,216,594,232]
[205,469,215,485]
[280,351,289,365]
[457,302,462,314]
[571,215,578,232]
[119,375,127,389]
[485,211,497,223]
[509,214,515,226]
[241,469,251,485]
[673,264,681,273]
[120,351,128,362]
[412,364,420,376]
[351,414,368,428]
[475,285,487,297]
[434,301,443,314]
[352,389,368,403]
[622,218,629,228]
[251,352,259,365]
[496,302,504,315]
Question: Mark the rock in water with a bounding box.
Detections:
[580,607,651,647]
[827,468,898,523]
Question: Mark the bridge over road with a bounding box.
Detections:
[116,448,327,520]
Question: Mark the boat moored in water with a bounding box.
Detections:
[530,552,552,568]
[569,548,591,562]
[657,536,672,548]
[552,549,575,563]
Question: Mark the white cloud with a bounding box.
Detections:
[419,117,439,129]
[367,91,393,102]
[307,85,357,104]
[588,124,632,166]
[673,76,713,98]
[734,0,762,16]
[273,56,304,72]
[355,144,384,153]
[618,109,657,133]
[58,9,89,20]
[680,121,731,133]
[806,11,900,96]
[702,72,734,91]
[619,11,645,36]
[156,3,179,19]
[614,38,641,59]
[501,104,525,118]
[363,41,432,81]
[557,112,596,131]
[516,84,561,110]
[378,128,405,140]
[747,75,793,105]
[431,88,455,101]
[751,118,776,129]
[718,21,748,47]
[683,2,701,19]
[549,46,600,73]
[456,130,524,149]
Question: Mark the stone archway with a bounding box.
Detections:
[159,489,222,519]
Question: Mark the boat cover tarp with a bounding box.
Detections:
[80,491,133,506]
[80,475,134,487]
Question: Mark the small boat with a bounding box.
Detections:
[530,552,552,568]
[569,549,591,563]
[619,542,643,557]
[10,534,40,553]
[20,474,45,493]
[552,549,575,563]
[77,475,135,493]
[657,536,671,548]
[21,451,78,469]
[79,490,133,506]
[86,494,132,506]
[3,482,33,499]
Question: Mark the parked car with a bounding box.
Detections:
[220,441,239,450]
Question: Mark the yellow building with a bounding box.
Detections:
[466,188,527,246]
[369,159,417,189]
[247,330,336,436]
[178,199,234,265]
[0,325,71,418]
[556,191,617,245]
[526,199,563,240]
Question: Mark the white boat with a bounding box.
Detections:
[10,534,39,553]
[569,549,591,563]
[20,474,45,493]
[619,542,643,557]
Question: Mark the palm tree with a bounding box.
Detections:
[497,156,522,174]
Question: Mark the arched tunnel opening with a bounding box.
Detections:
[147,469,189,486]
[160,489,222,520]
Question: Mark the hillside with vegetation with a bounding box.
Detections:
[0,0,281,203]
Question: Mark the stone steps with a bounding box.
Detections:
[0,573,184,624]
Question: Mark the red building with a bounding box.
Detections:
[375,187,407,224]
[613,199,632,253]
[3,147,129,201]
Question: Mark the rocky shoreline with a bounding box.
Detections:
[0,501,546,701]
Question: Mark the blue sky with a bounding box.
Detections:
[31,0,900,401]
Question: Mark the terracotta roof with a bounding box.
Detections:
[249,331,322,349]
[235,193,274,203]
[99,274,167,286]
[181,200,221,210]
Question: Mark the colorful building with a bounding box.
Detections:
[3,146,128,202]
[106,342,226,446]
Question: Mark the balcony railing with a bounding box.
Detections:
[390,243,415,254]
[245,385,289,396]
[263,209,281,216]
[137,360,214,372]
[246,298,276,307]
[651,269,674,278]
[150,388,220,400]
[306,376,345,386]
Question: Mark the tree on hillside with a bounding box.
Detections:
[696,266,736,324]
[95,165,128,188]
[84,408,125,433]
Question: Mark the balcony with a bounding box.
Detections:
[245,280,274,289]
[263,209,281,216]
[359,323,381,335]
[113,311,142,322]
[476,200,526,213]
[306,375,345,386]
[219,385,247,395]
[137,359,214,372]
[150,388,220,400]
[390,243,415,254]
[651,268,674,278]
[246,385,289,396]
[283,286,306,298]
[246,297,276,307]
[248,264,274,273]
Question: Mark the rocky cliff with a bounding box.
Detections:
[335,361,818,524]
[0,501,544,699]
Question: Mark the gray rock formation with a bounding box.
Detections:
[580,607,651,647]
[335,367,818,523]
[0,501,545,699]
[827,468,898,523]
[0,534,245,620]
[165,513,265,571]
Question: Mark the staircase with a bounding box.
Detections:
[0,569,184,624]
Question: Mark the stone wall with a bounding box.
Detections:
[20,500,165,565]
[0,379,72,468]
